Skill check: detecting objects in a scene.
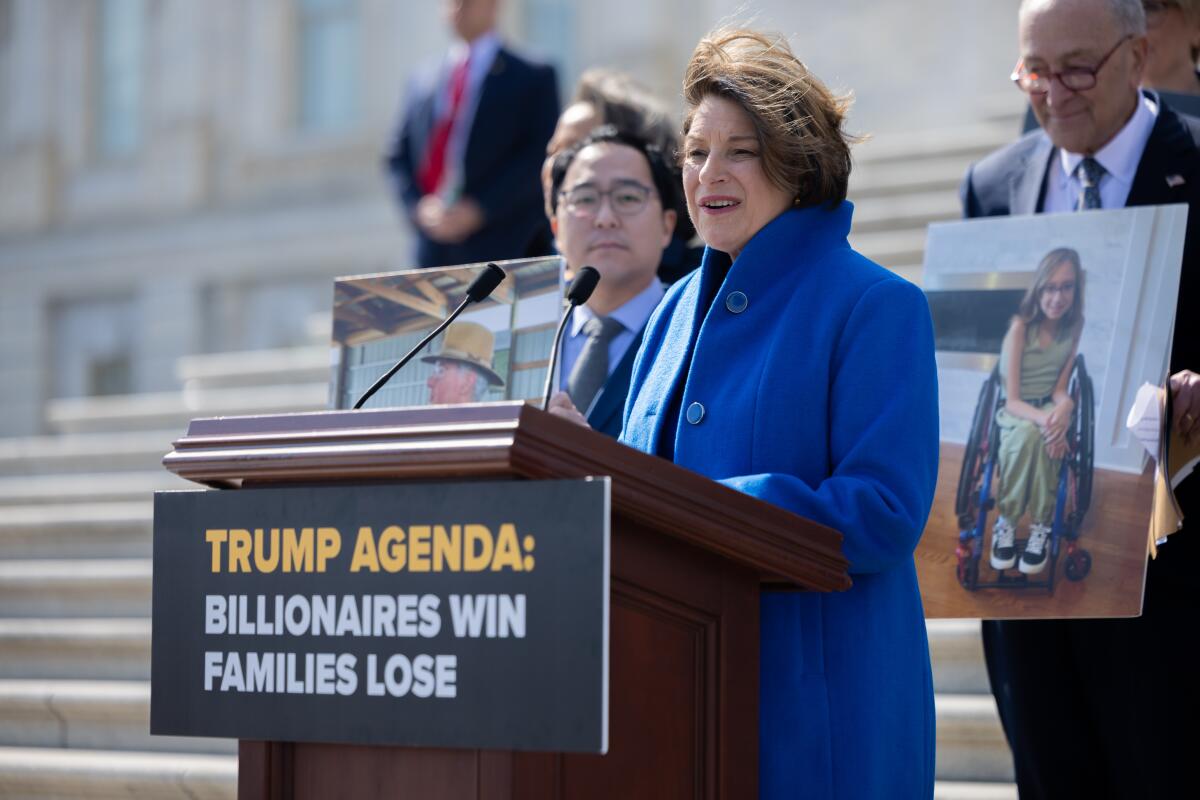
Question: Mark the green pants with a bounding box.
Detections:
[995,403,1062,525]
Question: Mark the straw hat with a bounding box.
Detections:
[420,321,505,386]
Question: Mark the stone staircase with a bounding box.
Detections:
[0,344,329,798]
[849,113,1025,283]
[0,113,1025,797]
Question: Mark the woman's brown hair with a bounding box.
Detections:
[1016,247,1086,340]
[681,28,857,209]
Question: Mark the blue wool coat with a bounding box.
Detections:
[621,203,939,799]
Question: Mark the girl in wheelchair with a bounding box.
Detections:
[990,247,1085,575]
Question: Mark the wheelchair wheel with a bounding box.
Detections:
[956,368,1000,527]
[1064,549,1092,581]
[1066,355,1096,528]
[1076,369,1095,517]
[956,551,980,590]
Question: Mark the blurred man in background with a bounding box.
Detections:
[548,127,677,437]
[387,0,559,268]
[1142,0,1200,96]
[542,68,701,283]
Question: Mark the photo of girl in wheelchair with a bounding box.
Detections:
[990,247,1086,576]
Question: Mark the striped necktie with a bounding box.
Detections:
[1076,157,1105,210]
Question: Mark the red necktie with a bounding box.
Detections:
[418,53,471,196]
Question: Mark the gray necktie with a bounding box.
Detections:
[567,316,624,412]
[1076,157,1105,210]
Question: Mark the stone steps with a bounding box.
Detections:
[851,189,962,234]
[0,618,150,680]
[0,502,151,558]
[0,559,151,617]
[0,431,175,476]
[935,694,1012,782]
[848,227,929,274]
[935,781,1017,800]
[850,155,972,199]
[0,471,188,506]
[854,121,1019,165]
[45,382,327,435]
[0,745,1012,800]
[178,345,330,391]
[0,680,234,755]
[928,618,990,694]
[0,745,236,799]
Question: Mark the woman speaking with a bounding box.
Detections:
[552,27,939,798]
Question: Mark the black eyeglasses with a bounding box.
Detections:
[559,181,655,217]
[1011,35,1132,94]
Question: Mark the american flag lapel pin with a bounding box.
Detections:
[1166,174,1185,188]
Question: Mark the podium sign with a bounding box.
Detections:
[150,478,610,753]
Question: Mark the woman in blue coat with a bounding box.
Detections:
[552,27,940,799]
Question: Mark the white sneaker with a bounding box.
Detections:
[990,516,1017,570]
[1020,522,1052,575]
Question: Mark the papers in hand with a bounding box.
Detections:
[1124,382,1188,555]
[1125,382,1163,459]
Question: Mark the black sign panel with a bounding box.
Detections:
[150,479,609,753]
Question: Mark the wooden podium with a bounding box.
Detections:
[162,401,849,800]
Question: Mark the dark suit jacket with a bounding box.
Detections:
[960,98,1200,514]
[585,325,646,440]
[387,45,559,268]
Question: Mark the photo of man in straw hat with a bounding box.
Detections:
[421,321,505,405]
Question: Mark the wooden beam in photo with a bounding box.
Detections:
[345,279,447,320]
[410,278,448,307]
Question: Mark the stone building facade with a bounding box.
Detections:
[0,0,1017,437]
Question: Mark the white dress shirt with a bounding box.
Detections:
[1041,93,1158,213]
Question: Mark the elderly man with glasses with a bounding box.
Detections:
[546,126,678,438]
[961,1,1200,797]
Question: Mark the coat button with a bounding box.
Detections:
[686,402,705,424]
[725,291,748,313]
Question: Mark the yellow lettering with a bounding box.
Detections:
[254,528,280,573]
[464,524,493,572]
[379,525,406,572]
[282,528,313,572]
[316,527,340,572]
[492,523,522,571]
[205,529,227,572]
[409,525,431,572]
[228,529,252,573]
[433,525,460,572]
[350,527,380,572]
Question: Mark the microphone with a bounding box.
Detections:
[352,263,507,409]
[541,266,601,411]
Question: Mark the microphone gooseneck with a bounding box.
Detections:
[352,263,507,410]
[541,266,601,411]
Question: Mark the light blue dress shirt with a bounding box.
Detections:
[559,279,665,392]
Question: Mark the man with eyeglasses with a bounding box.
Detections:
[961,1,1199,797]
[547,126,678,437]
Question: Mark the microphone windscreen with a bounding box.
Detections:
[566,266,601,305]
[466,263,507,302]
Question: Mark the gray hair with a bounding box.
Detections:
[1019,0,1146,36]
[469,367,493,402]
